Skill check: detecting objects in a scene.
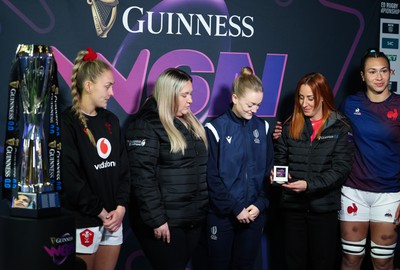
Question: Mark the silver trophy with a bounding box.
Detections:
[11,44,60,217]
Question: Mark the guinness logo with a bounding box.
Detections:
[9,81,19,88]
[87,0,119,38]
[48,140,57,149]
[6,138,19,146]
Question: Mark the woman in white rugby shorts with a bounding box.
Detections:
[61,48,130,270]
[339,49,400,270]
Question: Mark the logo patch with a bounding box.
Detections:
[127,139,146,147]
[353,108,362,116]
[385,210,393,218]
[80,229,94,247]
[97,138,111,159]
[210,226,218,240]
[253,129,260,144]
[226,136,232,144]
[387,108,398,121]
[347,203,358,216]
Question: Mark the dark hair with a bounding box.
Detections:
[361,49,390,72]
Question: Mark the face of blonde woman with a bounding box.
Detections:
[299,84,323,120]
[232,89,263,120]
[176,81,193,117]
[361,57,390,96]
[88,70,115,109]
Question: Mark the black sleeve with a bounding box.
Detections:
[126,118,167,228]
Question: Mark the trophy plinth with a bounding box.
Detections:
[10,44,60,218]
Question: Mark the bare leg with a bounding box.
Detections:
[370,222,397,270]
[94,245,121,270]
[340,221,369,270]
[77,253,95,270]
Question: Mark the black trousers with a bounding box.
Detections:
[283,209,339,270]
[132,222,203,270]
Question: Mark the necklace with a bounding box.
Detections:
[81,109,97,116]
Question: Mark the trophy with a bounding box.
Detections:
[10,44,60,218]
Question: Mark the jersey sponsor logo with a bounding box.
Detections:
[94,161,116,170]
[80,229,94,247]
[387,108,398,120]
[353,108,362,116]
[97,138,111,159]
[226,136,232,144]
[94,138,117,170]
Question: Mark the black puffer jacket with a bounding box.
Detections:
[126,97,208,228]
[274,112,354,212]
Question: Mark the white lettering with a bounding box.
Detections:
[122,6,255,37]
[122,6,144,33]
[94,160,116,170]
[4,146,13,177]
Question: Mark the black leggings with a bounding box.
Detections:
[283,209,339,270]
[133,222,202,270]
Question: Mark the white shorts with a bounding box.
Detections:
[76,225,123,254]
[339,186,400,223]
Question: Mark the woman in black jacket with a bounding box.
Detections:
[273,72,354,270]
[125,68,208,270]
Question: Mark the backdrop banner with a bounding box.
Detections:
[0,1,389,269]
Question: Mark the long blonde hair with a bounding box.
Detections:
[153,68,207,154]
[70,49,111,146]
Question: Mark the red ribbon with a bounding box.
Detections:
[83,48,97,61]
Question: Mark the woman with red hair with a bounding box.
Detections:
[273,72,354,270]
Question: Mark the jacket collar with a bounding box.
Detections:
[226,107,249,125]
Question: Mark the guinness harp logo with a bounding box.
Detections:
[87,0,119,38]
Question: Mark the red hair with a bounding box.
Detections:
[289,72,337,140]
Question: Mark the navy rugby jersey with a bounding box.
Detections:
[341,92,400,192]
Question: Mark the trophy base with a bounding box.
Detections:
[10,206,61,218]
[10,191,61,218]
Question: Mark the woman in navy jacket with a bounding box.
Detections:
[205,67,274,270]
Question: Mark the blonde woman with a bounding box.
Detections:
[60,48,130,270]
[205,67,274,270]
[126,68,208,270]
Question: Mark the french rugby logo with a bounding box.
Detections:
[97,138,111,159]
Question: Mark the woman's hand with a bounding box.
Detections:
[246,205,260,220]
[282,180,307,193]
[273,121,283,139]
[154,222,170,243]
[236,208,254,223]
[103,205,125,232]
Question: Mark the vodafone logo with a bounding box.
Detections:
[97,138,111,159]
